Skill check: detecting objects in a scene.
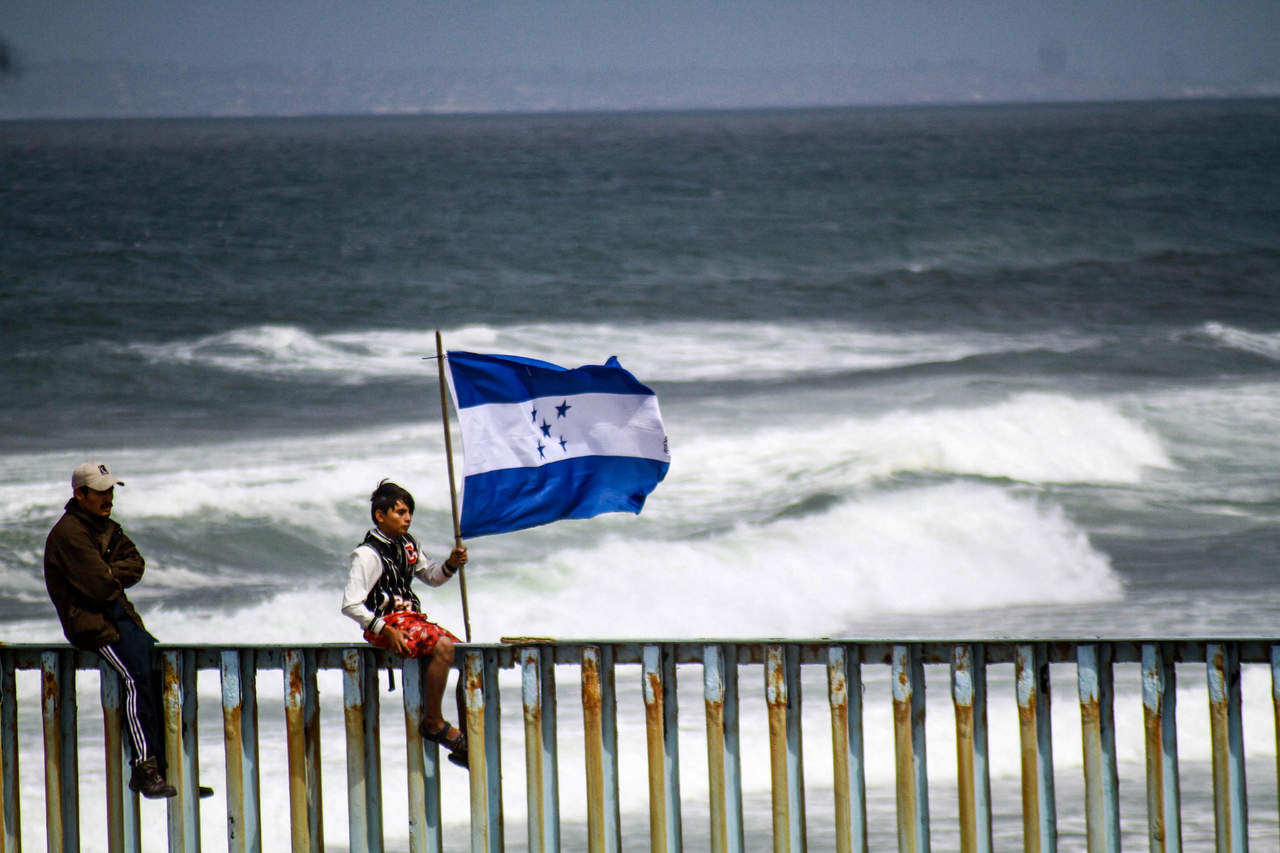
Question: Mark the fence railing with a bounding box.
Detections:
[0,639,1276,852]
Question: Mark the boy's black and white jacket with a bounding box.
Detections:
[340,528,456,635]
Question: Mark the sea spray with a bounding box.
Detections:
[123,321,1093,383]
[477,483,1121,640]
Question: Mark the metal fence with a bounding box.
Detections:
[0,639,1274,852]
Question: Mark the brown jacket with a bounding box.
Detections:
[44,498,147,649]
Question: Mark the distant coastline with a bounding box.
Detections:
[2,58,1277,121]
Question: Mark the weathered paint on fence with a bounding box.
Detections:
[1016,642,1057,853]
[829,644,867,853]
[1,639,1279,852]
[891,644,928,853]
[765,643,805,853]
[642,644,682,853]
[520,645,560,853]
[950,643,991,853]
[1143,642,1182,853]
[223,648,262,853]
[1078,644,1120,853]
[1207,642,1248,853]
[580,644,621,853]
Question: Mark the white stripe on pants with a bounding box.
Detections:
[98,643,152,764]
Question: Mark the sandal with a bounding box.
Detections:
[420,720,470,769]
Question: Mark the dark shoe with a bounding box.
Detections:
[419,720,466,752]
[420,720,469,769]
[199,785,214,799]
[129,758,177,799]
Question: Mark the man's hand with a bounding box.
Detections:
[445,546,468,571]
[380,623,412,656]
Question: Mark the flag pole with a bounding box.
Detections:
[435,330,471,643]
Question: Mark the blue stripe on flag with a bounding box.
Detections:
[460,455,669,538]
[448,351,656,408]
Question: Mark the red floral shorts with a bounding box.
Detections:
[364,610,460,658]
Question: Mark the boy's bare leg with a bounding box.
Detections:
[422,637,459,737]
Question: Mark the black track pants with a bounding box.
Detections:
[96,617,164,768]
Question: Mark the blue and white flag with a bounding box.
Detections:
[445,350,670,538]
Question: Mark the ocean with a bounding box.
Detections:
[2,98,1279,850]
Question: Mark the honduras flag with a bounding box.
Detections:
[445,351,670,538]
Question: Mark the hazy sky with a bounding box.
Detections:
[5,1,1279,83]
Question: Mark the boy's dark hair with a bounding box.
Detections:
[370,479,415,524]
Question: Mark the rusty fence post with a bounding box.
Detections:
[1143,642,1182,853]
[283,647,323,853]
[643,644,683,853]
[101,659,125,853]
[829,645,867,853]
[222,648,262,853]
[705,644,728,853]
[952,644,991,853]
[1016,643,1056,853]
[164,648,204,853]
[1207,642,1247,853]
[0,650,18,853]
[59,651,80,851]
[465,648,504,853]
[1078,644,1120,853]
[41,649,78,853]
[304,648,323,846]
[892,644,929,853]
[343,647,370,853]
[721,644,744,853]
[766,644,807,853]
[484,649,504,849]
[361,648,383,850]
[1273,645,1280,853]
[704,643,745,853]
[402,655,442,853]
[766,644,789,853]
[582,645,622,853]
[784,645,806,853]
[101,659,140,853]
[521,645,561,853]
[343,647,383,853]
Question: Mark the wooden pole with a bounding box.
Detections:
[435,330,472,642]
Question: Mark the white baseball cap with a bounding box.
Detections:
[72,462,125,491]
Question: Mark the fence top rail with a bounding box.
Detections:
[3,637,1278,672]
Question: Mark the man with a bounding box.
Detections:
[44,462,206,799]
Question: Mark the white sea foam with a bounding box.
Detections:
[1130,381,1280,510]
[1199,321,1280,361]
[124,321,1091,383]
[463,481,1122,640]
[855,392,1173,484]
[131,324,395,383]
[1142,381,1280,453]
[661,392,1172,534]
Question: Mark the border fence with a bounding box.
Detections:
[0,639,1274,852]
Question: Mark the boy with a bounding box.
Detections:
[341,480,469,768]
